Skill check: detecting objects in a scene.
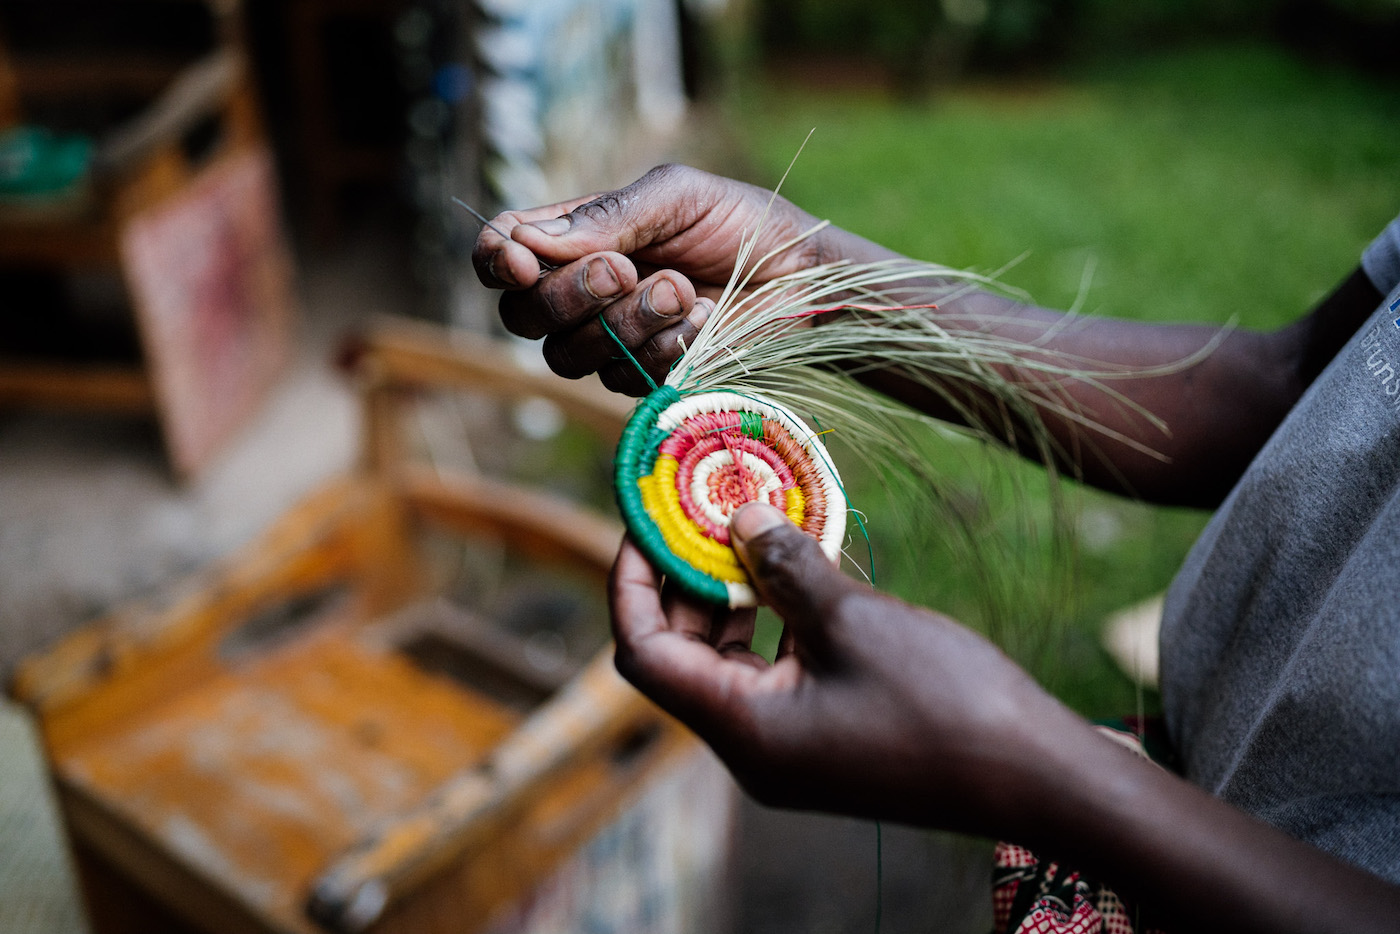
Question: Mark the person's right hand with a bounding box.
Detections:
[470,164,832,395]
[608,501,1065,834]
[610,504,1400,934]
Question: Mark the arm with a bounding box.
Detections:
[610,502,1400,934]
[845,259,1379,506]
[473,165,1381,507]
[825,221,1381,506]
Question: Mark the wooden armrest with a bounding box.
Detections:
[306,648,665,933]
[7,476,394,729]
[401,466,623,574]
[94,47,241,174]
[342,322,636,453]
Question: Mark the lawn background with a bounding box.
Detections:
[723,42,1400,716]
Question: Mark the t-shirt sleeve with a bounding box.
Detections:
[1362,213,1400,295]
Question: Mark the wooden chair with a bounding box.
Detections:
[0,0,294,478]
[9,325,733,934]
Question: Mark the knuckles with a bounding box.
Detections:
[744,526,808,580]
[570,163,695,229]
[572,191,627,227]
[635,327,685,372]
[600,362,653,397]
[496,293,549,340]
[633,162,702,200]
[574,163,709,246]
[541,334,587,380]
[498,262,614,343]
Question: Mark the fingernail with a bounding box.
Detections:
[647,280,680,317]
[584,258,620,298]
[489,253,517,287]
[529,217,571,236]
[686,298,713,331]
[731,503,786,543]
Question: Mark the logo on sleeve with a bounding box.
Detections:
[1360,323,1400,407]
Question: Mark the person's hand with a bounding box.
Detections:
[471,164,830,395]
[608,500,1066,835]
[609,511,1400,934]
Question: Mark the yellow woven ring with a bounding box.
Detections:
[626,391,846,608]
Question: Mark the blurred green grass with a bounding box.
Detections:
[729,42,1400,715]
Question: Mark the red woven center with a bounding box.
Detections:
[657,410,828,546]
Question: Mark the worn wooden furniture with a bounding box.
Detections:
[0,1,294,478]
[10,326,732,934]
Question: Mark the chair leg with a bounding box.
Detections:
[69,840,207,934]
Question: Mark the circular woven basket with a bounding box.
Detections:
[616,386,846,607]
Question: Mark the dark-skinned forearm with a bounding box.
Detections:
[996,700,1400,934]
[812,225,1378,508]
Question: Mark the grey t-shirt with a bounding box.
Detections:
[1160,215,1400,881]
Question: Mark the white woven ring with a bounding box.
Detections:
[654,391,848,607]
[689,450,786,529]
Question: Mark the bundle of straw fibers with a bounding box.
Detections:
[609,205,1163,609]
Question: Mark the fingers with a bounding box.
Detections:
[657,583,765,670]
[498,269,710,394]
[594,297,712,396]
[474,165,761,389]
[710,604,765,670]
[532,271,704,379]
[470,194,599,290]
[497,252,638,340]
[474,164,712,292]
[610,540,758,659]
[609,540,766,723]
[509,164,714,266]
[609,539,670,648]
[730,503,854,635]
[496,253,712,392]
[774,624,798,662]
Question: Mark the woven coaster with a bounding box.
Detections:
[616,387,846,607]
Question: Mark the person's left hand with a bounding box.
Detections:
[469,165,832,395]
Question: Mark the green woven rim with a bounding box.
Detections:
[614,385,732,604]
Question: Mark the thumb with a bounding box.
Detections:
[730,503,852,626]
[510,166,706,262]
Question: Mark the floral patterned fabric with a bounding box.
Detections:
[991,843,1164,934]
[990,721,1172,934]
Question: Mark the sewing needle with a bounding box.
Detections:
[452,197,558,272]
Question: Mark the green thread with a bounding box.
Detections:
[875,821,883,934]
[739,410,765,440]
[849,504,875,589]
[601,318,659,393]
[810,413,876,588]
[645,426,671,458]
